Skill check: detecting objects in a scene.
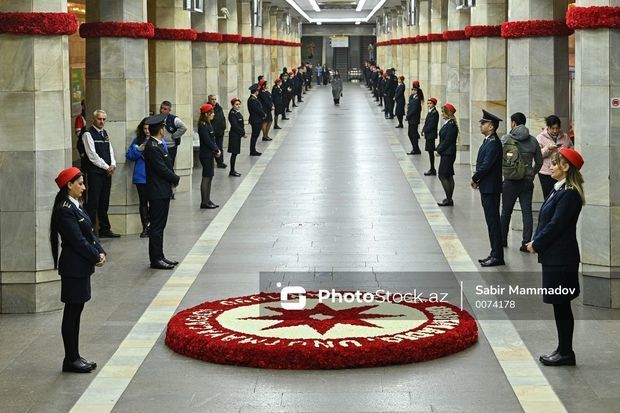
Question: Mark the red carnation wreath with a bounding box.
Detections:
[427,33,444,42]
[221,33,241,43]
[443,30,467,41]
[465,25,502,38]
[0,12,78,36]
[416,34,429,43]
[79,22,154,39]
[240,36,255,44]
[153,28,197,41]
[501,20,573,39]
[165,291,478,369]
[566,5,620,30]
[195,31,223,42]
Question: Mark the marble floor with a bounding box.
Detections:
[1,83,619,413]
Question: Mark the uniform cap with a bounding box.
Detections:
[412,80,420,88]
[249,83,259,92]
[144,113,167,125]
[559,148,584,170]
[480,109,502,124]
[230,97,241,105]
[200,103,213,113]
[443,103,456,114]
[428,97,438,105]
[55,167,81,189]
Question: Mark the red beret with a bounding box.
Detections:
[412,80,420,88]
[230,97,240,105]
[559,148,584,170]
[275,78,281,84]
[259,79,267,86]
[200,103,213,113]
[288,71,294,76]
[428,97,438,105]
[55,167,81,189]
[443,103,457,114]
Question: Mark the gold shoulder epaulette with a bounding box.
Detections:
[62,201,71,208]
[566,184,575,190]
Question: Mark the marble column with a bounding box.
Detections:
[260,2,271,82]
[192,0,220,120]
[218,0,239,112]
[0,0,71,312]
[276,9,286,73]
[469,0,507,168]
[417,0,431,122]
[270,7,279,77]
[429,0,448,103]
[238,0,253,96]
[408,14,419,86]
[149,0,193,193]
[394,8,403,73]
[574,0,620,308]
[400,8,411,83]
[446,1,471,164]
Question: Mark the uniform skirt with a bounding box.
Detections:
[542,264,580,304]
[61,276,91,304]
[438,154,456,177]
[263,111,273,122]
[228,134,241,155]
[425,138,436,152]
[200,155,215,177]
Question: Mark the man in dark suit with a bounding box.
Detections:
[471,110,505,267]
[383,69,397,119]
[143,114,181,270]
[247,83,266,156]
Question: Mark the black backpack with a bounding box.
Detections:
[76,126,87,159]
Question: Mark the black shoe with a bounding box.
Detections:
[540,352,576,366]
[229,171,241,177]
[519,244,529,253]
[437,200,454,207]
[480,257,505,267]
[80,357,97,370]
[395,125,404,128]
[287,109,292,112]
[389,116,395,119]
[217,163,227,169]
[200,203,218,209]
[412,151,422,155]
[250,151,262,156]
[150,260,175,270]
[162,258,178,266]
[274,125,282,129]
[171,193,175,200]
[539,350,559,362]
[63,359,93,373]
[424,170,437,176]
[478,256,492,263]
[208,201,219,208]
[262,137,272,141]
[99,231,121,238]
[139,228,149,238]
[282,117,290,120]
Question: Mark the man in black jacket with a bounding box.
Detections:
[144,114,180,270]
[208,95,227,169]
[383,69,397,119]
[247,84,266,156]
[472,110,505,267]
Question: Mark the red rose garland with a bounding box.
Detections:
[566,5,620,30]
[464,25,502,38]
[443,30,467,41]
[501,20,573,39]
[427,33,444,42]
[79,22,154,39]
[240,36,255,44]
[221,33,242,43]
[195,31,223,42]
[153,28,197,41]
[0,12,78,36]
[416,34,429,43]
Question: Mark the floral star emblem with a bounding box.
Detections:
[241,303,404,335]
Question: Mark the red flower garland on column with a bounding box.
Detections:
[427,33,444,42]
[79,22,154,39]
[442,30,467,41]
[415,35,429,43]
[501,20,573,39]
[464,25,502,38]
[566,5,620,30]
[240,36,255,44]
[0,12,78,36]
[195,32,223,42]
[221,33,241,43]
[153,28,197,41]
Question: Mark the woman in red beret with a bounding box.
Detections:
[50,167,106,373]
[198,103,222,208]
[527,148,585,366]
[435,103,459,206]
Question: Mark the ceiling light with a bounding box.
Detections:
[317,22,322,25]
[356,0,367,12]
[364,0,386,22]
[308,0,321,12]
[355,21,361,25]
[285,0,312,22]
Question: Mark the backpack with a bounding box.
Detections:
[76,126,87,158]
[502,137,526,180]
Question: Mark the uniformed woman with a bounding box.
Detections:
[50,167,106,373]
[394,76,406,128]
[258,79,273,141]
[406,80,423,155]
[527,148,585,367]
[228,97,246,177]
[435,103,458,206]
[272,79,285,129]
[198,103,222,209]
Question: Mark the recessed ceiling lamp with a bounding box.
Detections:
[355,21,361,25]
[317,22,322,25]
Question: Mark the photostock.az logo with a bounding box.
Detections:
[278,283,306,310]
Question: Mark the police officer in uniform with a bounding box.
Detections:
[143,114,181,270]
[247,83,266,156]
[472,110,505,267]
[50,167,106,373]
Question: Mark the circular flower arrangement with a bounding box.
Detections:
[166,291,478,369]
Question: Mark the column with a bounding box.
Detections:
[469,0,507,167]
[270,7,279,77]
[408,11,419,86]
[218,0,239,111]
[400,4,411,83]
[573,0,620,308]
[388,10,396,68]
[192,0,220,119]
[429,0,448,103]
[149,0,193,193]
[276,9,286,72]
[261,2,271,81]
[394,8,403,73]
[252,2,263,83]
[446,1,471,164]
[238,0,253,96]
[418,0,431,121]
[0,0,72,312]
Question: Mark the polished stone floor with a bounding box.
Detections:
[1,83,619,413]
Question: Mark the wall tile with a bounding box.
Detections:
[0,151,35,212]
[0,92,35,151]
[0,37,34,92]
[1,211,36,271]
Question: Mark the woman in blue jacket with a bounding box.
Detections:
[527,148,585,366]
[126,118,153,237]
[50,167,106,373]
[198,103,222,208]
[435,103,458,206]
